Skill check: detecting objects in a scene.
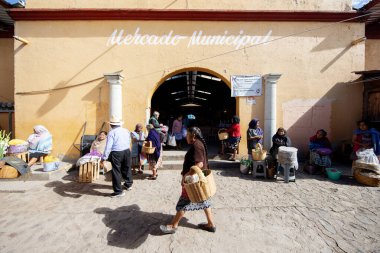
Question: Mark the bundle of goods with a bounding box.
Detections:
[43,155,60,172]
[184,166,216,203]
[252,143,267,161]
[277,146,298,166]
[353,160,380,187]
[7,139,28,154]
[217,129,228,141]
[355,148,379,165]
[142,141,155,154]
[240,157,252,174]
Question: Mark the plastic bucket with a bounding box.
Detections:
[326,168,341,181]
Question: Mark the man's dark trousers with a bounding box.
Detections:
[109,149,133,193]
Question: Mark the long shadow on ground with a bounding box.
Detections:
[95,204,198,249]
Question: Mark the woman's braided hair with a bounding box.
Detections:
[188,127,208,159]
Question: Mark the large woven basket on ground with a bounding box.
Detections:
[354,168,380,187]
[142,141,155,154]
[184,166,216,203]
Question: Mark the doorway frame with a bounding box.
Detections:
[146,67,238,124]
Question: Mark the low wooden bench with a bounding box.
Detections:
[6,152,29,163]
[78,160,100,183]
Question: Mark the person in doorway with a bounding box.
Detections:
[269,127,292,159]
[101,116,133,197]
[145,124,161,180]
[352,120,380,159]
[247,118,263,158]
[160,127,216,234]
[309,129,332,171]
[27,125,53,167]
[131,124,146,175]
[149,111,168,145]
[171,115,183,150]
[221,115,241,161]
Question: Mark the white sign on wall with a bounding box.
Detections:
[231,75,262,97]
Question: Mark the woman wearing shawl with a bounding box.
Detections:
[27,125,53,167]
[352,120,380,159]
[270,127,292,159]
[146,124,161,180]
[309,129,332,168]
[131,124,146,175]
[76,131,110,171]
[247,118,264,157]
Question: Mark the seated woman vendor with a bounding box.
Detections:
[27,125,53,167]
[76,131,110,171]
[269,127,292,159]
[309,129,332,170]
[352,120,380,160]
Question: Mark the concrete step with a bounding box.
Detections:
[1,162,73,181]
[161,159,240,170]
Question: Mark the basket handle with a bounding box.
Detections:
[255,143,263,150]
[218,129,226,134]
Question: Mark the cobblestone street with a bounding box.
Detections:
[0,166,379,253]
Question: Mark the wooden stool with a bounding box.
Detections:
[79,160,100,183]
[6,152,29,163]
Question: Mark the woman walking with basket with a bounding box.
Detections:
[145,124,161,180]
[160,127,216,234]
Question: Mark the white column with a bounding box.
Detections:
[145,107,151,125]
[263,73,282,150]
[104,73,124,120]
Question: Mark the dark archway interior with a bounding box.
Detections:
[151,71,236,141]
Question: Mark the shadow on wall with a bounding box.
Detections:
[283,80,362,159]
[94,204,198,249]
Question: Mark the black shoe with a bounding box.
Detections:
[123,184,133,191]
[198,223,216,233]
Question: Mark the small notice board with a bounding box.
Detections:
[231,75,262,97]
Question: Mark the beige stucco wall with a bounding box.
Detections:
[13,20,364,160]
[25,0,353,11]
[365,39,380,70]
[0,38,14,134]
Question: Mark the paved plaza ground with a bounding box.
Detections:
[0,161,379,253]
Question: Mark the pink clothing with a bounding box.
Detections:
[172,119,182,134]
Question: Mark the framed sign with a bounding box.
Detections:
[231,75,262,97]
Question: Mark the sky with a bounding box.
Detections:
[352,0,373,9]
[4,0,374,9]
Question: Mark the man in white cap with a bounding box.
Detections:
[102,116,133,197]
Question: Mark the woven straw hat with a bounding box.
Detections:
[107,115,124,125]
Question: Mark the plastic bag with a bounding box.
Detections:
[356,148,379,165]
[185,174,199,183]
[168,135,176,147]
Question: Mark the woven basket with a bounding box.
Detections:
[184,166,216,203]
[252,143,267,161]
[218,129,228,141]
[8,144,28,154]
[354,168,380,187]
[142,141,156,154]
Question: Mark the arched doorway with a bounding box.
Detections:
[150,68,237,151]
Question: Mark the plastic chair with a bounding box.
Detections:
[252,160,267,179]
